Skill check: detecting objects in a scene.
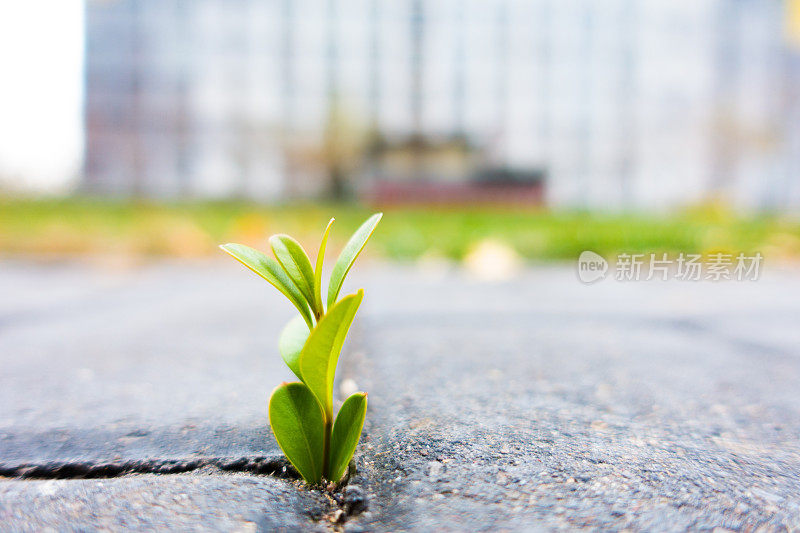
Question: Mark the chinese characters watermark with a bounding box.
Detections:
[577,251,762,283]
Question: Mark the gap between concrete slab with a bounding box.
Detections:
[0,455,296,480]
[0,317,374,529]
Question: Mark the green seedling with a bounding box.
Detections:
[220,213,382,484]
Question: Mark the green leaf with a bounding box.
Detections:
[327,213,382,308]
[278,314,310,381]
[268,382,325,484]
[270,235,317,315]
[299,290,364,418]
[220,243,313,328]
[314,218,335,315]
[328,392,367,482]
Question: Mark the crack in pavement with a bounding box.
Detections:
[0,455,297,480]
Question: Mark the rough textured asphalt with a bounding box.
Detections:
[0,260,299,463]
[2,259,800,531]
[0,259,326,531]
[344,266,800,531]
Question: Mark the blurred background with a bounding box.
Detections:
[2,0,800,262]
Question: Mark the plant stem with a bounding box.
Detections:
[322,415,332,480]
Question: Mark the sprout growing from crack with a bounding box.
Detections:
[220,213,382,485]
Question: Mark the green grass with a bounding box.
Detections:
[1,196,799,261]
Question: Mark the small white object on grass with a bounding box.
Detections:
[463,239,522,281]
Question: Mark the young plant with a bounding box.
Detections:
[220,213,382,485]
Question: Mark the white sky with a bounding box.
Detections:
[0,0,83,192]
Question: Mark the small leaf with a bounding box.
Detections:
[327,213,382,308]
[278,315,310,381]
[220,243,313,328]
[314,218,335,315]
[270,235,317,314]
[268,382,325,484]
[328,392,367,482]
[299,290,364,418]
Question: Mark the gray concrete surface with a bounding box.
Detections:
[0,260,298,463]
[346,266,800,531]
[2,259,800,531]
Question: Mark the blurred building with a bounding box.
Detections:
[84,0,800,209]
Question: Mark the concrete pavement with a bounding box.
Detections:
[347,265,800,531]
[1,260,799,530]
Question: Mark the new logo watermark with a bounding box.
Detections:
[577,251,762,284]
[577,250,609,283]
